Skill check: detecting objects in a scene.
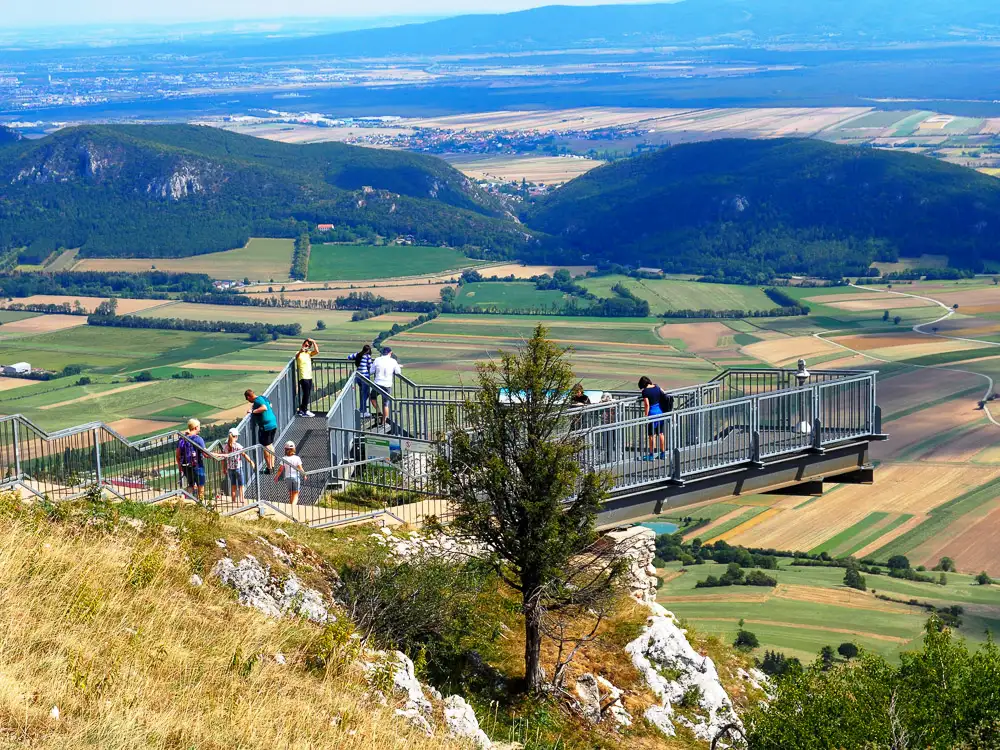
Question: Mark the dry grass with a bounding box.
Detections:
[0,315,88,335]
[1,296,168,315]
[741,336,842,367]
[0,496,471,750]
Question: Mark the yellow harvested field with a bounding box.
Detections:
[482,263,595,278]
[106,418,178,437]
[833,333,928,351]
[73,238,294,281]
[852,514,929,560]
[39,382,157,411]
[928,287,1000,309]
[0,377,37,393]
[726,464,1000,551]
[772,584,910,613]
[825,297,936,312]
[141,303,355,328]
[741,335,843,366]
[446,154,603,185]
[0,314,88,334]
[872,340,990,361]
[658,322,734,353]
[692,618,910,643]
[1,295,168,314]
[708,508,780,543]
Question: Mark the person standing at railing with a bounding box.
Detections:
[274,440,305,505]
[371,346,402,427]
[295,338,320,418]
[176,418,207,501]
[348,344,376,417]
[245,389,278,474]
[216,426,255,506]
[639,376,669,462]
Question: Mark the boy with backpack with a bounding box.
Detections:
[176,418,207,501]
[638,376,673,462]
[245,388,278,473]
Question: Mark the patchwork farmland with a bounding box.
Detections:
[4,264,1000,663]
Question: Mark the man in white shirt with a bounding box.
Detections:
[370,347,402,425]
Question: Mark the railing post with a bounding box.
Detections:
[93,427,103,487]
[255,444,264,518]
[12,420,21,479]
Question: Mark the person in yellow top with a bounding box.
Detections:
[295,338,320,417]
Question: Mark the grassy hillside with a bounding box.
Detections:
[525,138,1000,278]
[0,125,529,261]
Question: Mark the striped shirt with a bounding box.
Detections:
[349,352,374,377]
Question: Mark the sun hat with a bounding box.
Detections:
[229,427,239,437]
[285,440,295,450]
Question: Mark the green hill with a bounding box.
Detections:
[0,124,530,261]
[524,138,1000,279]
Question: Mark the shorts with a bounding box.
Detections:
[376,389,392,408]
[646,407,665,436]
[258,427,277,446]
[183,465,206,488]
[228,468,245,487]
[286,475,302,492]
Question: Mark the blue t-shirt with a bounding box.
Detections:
[253,395,278,431]
[642,385,664,415]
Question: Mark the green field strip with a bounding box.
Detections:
[701,506,769,542]
[840,514,915,558]
[892,111,934,136]
[810,512,891,556]
[147,401,219,420]
[884,386,983,422]
[307,244,482,281]
[873,476,1000,561]
[898,349,1000,367]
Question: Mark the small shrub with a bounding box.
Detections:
[837,642,859,660]
[680,684,703,708]
[734,630,759,649]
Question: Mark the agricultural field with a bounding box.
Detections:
[454,282,573,312]
[72,238,295,282]
[137,302,356,332]
[656,559,1000,664]
[579,276,776,314]
[443,154,604,185]
[307,244,483,281]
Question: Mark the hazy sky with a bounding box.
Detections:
[2,0,662,28]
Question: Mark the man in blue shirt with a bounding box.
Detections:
[245,388,278,473]
[176,418,207,500]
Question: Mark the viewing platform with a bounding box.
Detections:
[0,356,885,530]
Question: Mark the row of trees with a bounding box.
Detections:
[0,270,216,299]
[87,313,301,338]
[290,233,311,280]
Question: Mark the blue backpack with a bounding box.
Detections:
[178,435,200,466]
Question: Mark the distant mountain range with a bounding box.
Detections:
[254,0,1000,58]
[0,125,530,260]
[525,138,1000,278]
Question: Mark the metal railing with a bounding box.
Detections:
[0,359,879,531]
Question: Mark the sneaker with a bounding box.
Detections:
[263,467,271,475]
[296,410,306,417]
[659,452,667,460]
[641,455,654,462]
[304,410,315,417]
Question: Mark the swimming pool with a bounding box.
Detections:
[640,521,679,537]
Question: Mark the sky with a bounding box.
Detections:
[1,0,662,28]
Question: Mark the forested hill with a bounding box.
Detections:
[524,139,1000,279]
[0,125,530,259]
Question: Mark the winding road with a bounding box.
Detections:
[813,283,1000,428]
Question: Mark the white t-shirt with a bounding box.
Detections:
[371,354,401,388]
[283,455,303,480]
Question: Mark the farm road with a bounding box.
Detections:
[814,284,1000,428]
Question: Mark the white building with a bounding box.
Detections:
[3,362,30,376]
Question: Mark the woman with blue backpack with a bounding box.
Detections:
[638,376,672,462]
[176,418,207,500]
